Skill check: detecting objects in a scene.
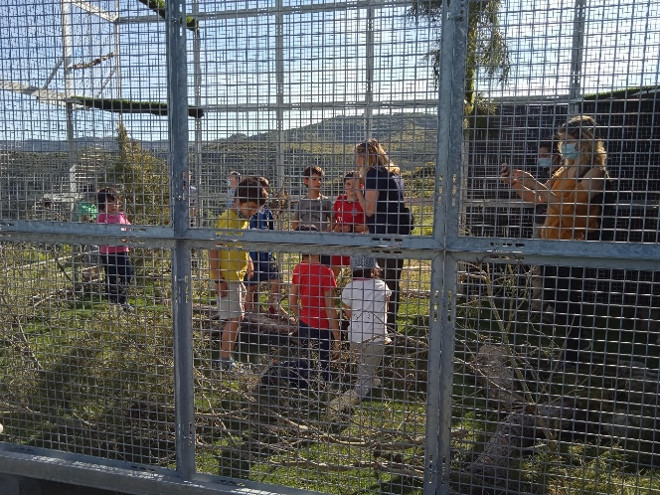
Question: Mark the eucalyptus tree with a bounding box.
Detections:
[409,0,510,115]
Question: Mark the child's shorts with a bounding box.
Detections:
[217,281,246,320]
[330,255,350,267]
[245,260,280,285]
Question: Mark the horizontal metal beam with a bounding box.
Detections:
[3,221,656,266]
[118,0,411,25]
[0,221,439,257]
[69,0,118,22]
[447,236,660,270]
[0,447,314,495]
[200,100,439,114]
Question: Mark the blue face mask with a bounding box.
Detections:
[562,142,580,160]
[537,157,553,168]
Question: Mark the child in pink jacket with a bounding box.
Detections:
[97,187,134,312]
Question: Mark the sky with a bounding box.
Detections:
[485,0,660,98]
[0,0,658,144]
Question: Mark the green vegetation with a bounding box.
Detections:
[452,260,660,493]
[2,126,659,494]
[137,0,198,30]
[111,122,170,225]
[582,85,660,101]
[0,241,431,492]
[408,0,510,114]
[4,237,659,494]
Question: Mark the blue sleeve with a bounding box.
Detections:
[266,209,275,230]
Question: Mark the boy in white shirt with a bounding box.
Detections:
[329,255,391,412]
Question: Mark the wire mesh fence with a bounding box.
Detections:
[0,0,659,494]
[450,0,660,493]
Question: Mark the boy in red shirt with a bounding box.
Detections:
[331,171,366,275]
[288,230,340,382]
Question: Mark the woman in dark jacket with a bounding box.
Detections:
[354,138,412,331]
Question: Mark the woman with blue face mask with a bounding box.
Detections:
[501,116,607,240]
[501,115,609,366]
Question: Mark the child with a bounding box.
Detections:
[97,187,134,313]
[331,171,366,275]
[245,177,286,316]
[209,176,266,371]
[226,170,241,210]
[288,231,340,383]
[76,184,99,223]
[329,255,391,412]
[76,184,100,281]
[291,165,333,233]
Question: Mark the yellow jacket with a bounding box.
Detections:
[541,167,601,240]
[211,209,250,282]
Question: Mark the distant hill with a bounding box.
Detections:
[0,112,439,170]
[202,112,439,171]
[0,136,121,152]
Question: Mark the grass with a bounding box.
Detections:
[2,240,660,494]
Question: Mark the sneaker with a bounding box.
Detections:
[213,358,238,372]
[121,303,135,313]
[328,389,360,414]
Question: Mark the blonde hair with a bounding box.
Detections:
[354,138,400,175]
[558,115,607,172]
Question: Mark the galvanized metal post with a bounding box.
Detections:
[192,0,203,226]
[60,0,76,194]
[364,2,375,139]
[276,0,285,191]
[165,0,195,481]
[428,0,468,492]
[568,0,586,116]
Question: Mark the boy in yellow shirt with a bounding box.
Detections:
[209,176,267,371]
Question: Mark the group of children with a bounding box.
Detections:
[212,168,390,411]
[90,167,390,410]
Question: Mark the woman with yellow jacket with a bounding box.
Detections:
[502,115,608,365]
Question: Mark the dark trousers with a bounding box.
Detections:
[541,265,593,363]
[101,253,133,305]
[377,257,404,332]
[297,321,333,382]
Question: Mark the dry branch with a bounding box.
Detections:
[194,303,296,335]
[470,343,526,410]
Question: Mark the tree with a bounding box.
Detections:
[409,0,510,115]
[114,122,170,226]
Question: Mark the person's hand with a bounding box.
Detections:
[331,340,341,361]
[500,163,514,185]
[510,169,535,189]
[501,164,532,189]
[215,280,228,297]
